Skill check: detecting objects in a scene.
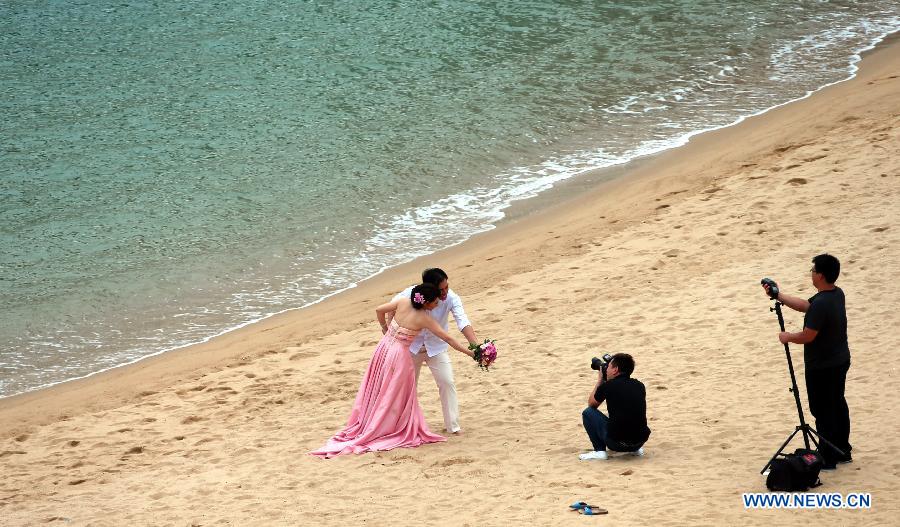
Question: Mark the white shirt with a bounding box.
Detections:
[394,286,471,357]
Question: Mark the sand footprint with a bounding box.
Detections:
[431,457,475,467]
[773,142,811,153]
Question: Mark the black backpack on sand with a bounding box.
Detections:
[766,448,824,492]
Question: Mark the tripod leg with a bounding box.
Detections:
[761,427,801,474]
[806,425,846,458]
[807,431,820,451]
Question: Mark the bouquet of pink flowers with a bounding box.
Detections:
[469,339,498,371]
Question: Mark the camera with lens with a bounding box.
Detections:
[591,353,614,379]
[761,277,780,300]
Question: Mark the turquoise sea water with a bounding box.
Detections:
[1,1,898,397]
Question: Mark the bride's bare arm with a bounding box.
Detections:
[376,299,400,334]
[422,317,473,358]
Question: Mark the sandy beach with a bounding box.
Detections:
[2,33,899,526]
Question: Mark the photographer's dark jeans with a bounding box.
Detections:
[582,407,644,452]
[805,361,852,465]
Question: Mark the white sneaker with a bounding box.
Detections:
[629,447,645,457]
[579,450,608,461]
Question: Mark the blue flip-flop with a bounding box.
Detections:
[579,506,609,516]
[569,501,603,511]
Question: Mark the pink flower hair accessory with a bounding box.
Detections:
[413,292,425,305]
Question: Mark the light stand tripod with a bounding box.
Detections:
[760,300,845,474]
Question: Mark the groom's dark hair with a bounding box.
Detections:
[422,268,448,286]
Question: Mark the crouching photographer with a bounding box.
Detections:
[579,353,651,461]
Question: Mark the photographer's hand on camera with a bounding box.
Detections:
[589,367,614,408]
[589,362,618,407]
[589,372,603,408]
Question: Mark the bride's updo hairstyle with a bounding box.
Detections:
[410,283,440,310]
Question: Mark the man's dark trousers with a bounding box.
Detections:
[805,361,851,465]
[582,407,644,452]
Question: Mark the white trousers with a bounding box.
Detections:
[411,348,460,433]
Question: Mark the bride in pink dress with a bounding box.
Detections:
[311,283,475,458]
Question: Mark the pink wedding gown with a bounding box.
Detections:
[310,319,446,458]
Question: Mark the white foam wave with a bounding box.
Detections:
[770,15,900,81]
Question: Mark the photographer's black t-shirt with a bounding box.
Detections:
[594,376,651,444]
[804,287,851,370]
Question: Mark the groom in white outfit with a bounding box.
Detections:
[392,268,478,434]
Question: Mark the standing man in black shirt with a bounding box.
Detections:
[763,253,852,469]
[579,353,651,461]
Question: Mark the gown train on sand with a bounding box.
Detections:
[310,319,445,458]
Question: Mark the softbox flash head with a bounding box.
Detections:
[761,278,780,300]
